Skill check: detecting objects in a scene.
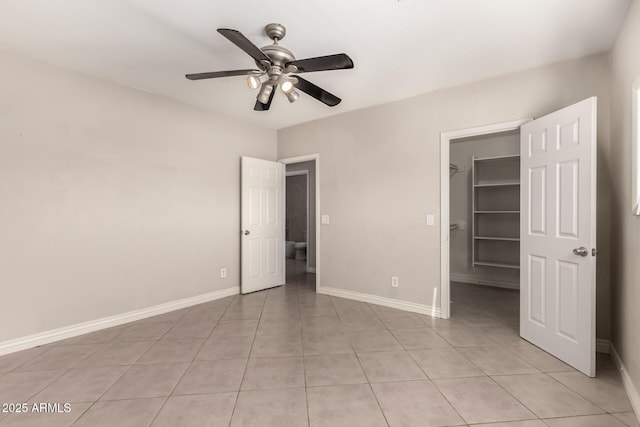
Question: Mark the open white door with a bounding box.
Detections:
[241,157,285,294]
[520,97,597,377]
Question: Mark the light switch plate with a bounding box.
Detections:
[321,215,330,225]
[426,214,435,226]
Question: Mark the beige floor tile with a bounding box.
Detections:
[612,411,640,427]
[0,370,64,402]
[15,345,101,372]
[458,346,539,375]
[378,313,427,330]
[298,305,337,319]
[307,384,387,427]
[474,325,528,345]
[173,359,246,395]
[422,316,475,331]
[211,319,258,337]
[549,370,634,413]
[260,305,299,320]
[338,314,386,332]
[256,317,301,335]
[0,402,91,427]
[597,353,619,371]
[357,351,426,383]
[507,344,573,372]
[304,353,367,386]
[77,341,154,367]
[162,318,216,340]
[433,376,535,424]
[493,373,605,418]
[250,333,302,357]
[73,397,165,427]
[543,414,627,426]
[196,335,254,360]
[471,421,547,427]
[136,338,204,364]
[231,388,308,427]
[100,362,188,400]
[348,330,403,353]
[331,299,374,315]
[180,307,225,323]
[114,321,174,342]
[222,305,264,320]
[32,366,129,403]
[302,333,354,355]
[391,328,451,349]
[53,327,125,346]
[241,356,304,390]
[0,347,48,375]
[409,348,485,379]
[371,380,465,426]
[454,311,505,328]
[151,393,237,427]
[229,293,267,308]
[435,327,496,347]
[302,316,344,334]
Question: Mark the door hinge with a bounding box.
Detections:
[592,248,599,257]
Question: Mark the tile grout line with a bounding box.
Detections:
[147,301,229,426]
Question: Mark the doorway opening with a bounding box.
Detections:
[448,129,521,328]
[280,154,319,293]
[440,119,529,319]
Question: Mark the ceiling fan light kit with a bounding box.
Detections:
[186,23,354,111]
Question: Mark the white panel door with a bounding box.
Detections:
[241,157,285,294]
[520,97,597,377]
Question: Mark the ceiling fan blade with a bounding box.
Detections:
[294,77,341,107]
[254,87,276,111]
[217,28,272,65]
[286,53,353,73]
[185,69,259,80]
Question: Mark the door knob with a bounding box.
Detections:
[243,230,250,236]
[572,246,588,257]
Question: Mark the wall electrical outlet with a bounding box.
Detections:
[391,276,399,288]
[220,268,227,279]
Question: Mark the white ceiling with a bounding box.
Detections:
[0,0,630,129]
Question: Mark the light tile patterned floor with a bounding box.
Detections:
[0,262,637,426]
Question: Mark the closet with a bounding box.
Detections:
[472,155,520,269]
[449,130,520,289]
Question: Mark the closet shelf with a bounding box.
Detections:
[472,154,521,270]
[474,236,520,241]
[473,154,521,162]
[474,261,520,269]
[474,210,520,214]
[474,182,520,188]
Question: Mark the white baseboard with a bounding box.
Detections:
[450,275,519,290]
[0,286,239,356]
[307,267,316,274]
[596,338,610,354]
[318,286,440,318]
[611,343,640,421]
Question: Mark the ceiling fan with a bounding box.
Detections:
[186,23,354,111]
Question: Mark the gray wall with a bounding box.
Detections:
[278,53,612,340]
[286,161,317,270]
[450,131,520,287]
[610,0,640,407]
[0,50,277,343]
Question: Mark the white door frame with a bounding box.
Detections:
[439,119,531,319]
[279,154,320,290]
[285,170,310,273]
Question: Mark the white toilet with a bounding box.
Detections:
[285,241,296,259]
[294,242,307,261]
